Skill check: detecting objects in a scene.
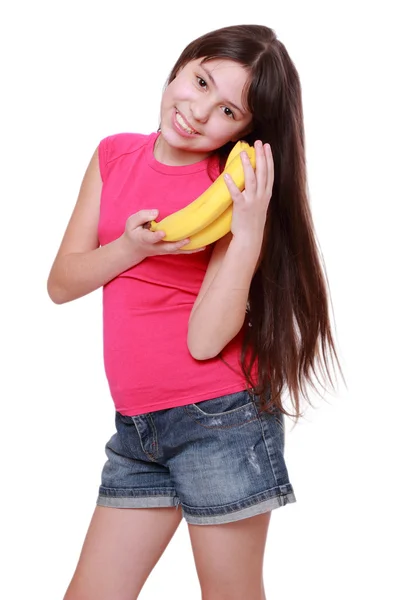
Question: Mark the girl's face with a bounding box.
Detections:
[157,58,253,165]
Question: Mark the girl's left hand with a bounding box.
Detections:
[223,140,274,245]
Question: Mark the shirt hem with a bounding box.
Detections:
[115,381,255,416]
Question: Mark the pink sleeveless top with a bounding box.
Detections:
[98,131,256,416]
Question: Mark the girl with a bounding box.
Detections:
[48,24,341,600]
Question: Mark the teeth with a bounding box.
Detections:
[176,111,196,134]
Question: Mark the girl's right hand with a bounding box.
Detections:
[123,210,206,258]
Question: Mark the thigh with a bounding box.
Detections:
[64,505,182,600]
[170,390,295,525]
[188,512,271,600]
[98,412,179,508]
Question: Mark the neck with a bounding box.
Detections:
[153,133,211,166]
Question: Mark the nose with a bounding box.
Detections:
[190,98,211,123]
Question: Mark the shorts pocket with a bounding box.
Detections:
[184,390,258,429]
[251,389,285,435]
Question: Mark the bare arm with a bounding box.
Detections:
[46,147,140,304]
[47,147,201,305]
[188,141,273,360]
[187,233,262,360]
[47,237,147,305]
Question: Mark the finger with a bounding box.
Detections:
[141,228,166,244]
[159,238,192,253]
[223,172,243,202]
[167,239,206,254]
[176,247,206,254]
[264,143,274,197]
[240,150,257,192]
[254,139,268,190]
[166,237,207,253]
[131,209,159,228]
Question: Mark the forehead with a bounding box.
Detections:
[195,57,249,83]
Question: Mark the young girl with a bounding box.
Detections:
[48,23,341,600]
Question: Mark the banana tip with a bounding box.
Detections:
[149,220,158,231]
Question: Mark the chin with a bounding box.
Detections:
[161,126,194,150]
[159,130,181,151]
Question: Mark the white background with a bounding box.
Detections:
[1,0,399,598]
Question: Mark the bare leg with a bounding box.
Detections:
[188,511,271,600]
[64,505,182,600]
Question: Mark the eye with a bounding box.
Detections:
[222,106,235,119]
[196,76,207,88]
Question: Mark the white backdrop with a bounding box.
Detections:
[1,1,399,598]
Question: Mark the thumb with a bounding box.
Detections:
[127,209,159,229]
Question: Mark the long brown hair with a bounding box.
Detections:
[166,24,344,422]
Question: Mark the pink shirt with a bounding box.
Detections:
[98,132,256,416]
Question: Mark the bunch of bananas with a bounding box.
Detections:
[148,140,256,250]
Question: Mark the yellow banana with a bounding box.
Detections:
[178,141,249,250]
[149,140,255,241]
[180,204,233,250]
[225,139,252,167]
[173,142,245,250]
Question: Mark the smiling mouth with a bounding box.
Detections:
[175,111,199,135]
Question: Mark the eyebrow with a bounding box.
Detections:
[200,63,245,115]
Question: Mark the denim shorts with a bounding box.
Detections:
[97,389,296,525]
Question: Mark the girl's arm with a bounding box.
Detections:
[188,142,273,360]
[47,237,145,305]
[47,147,197,305]
[187,232,262,360]
[47,147,144,304]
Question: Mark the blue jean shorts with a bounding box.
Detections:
[97,389,296,525]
